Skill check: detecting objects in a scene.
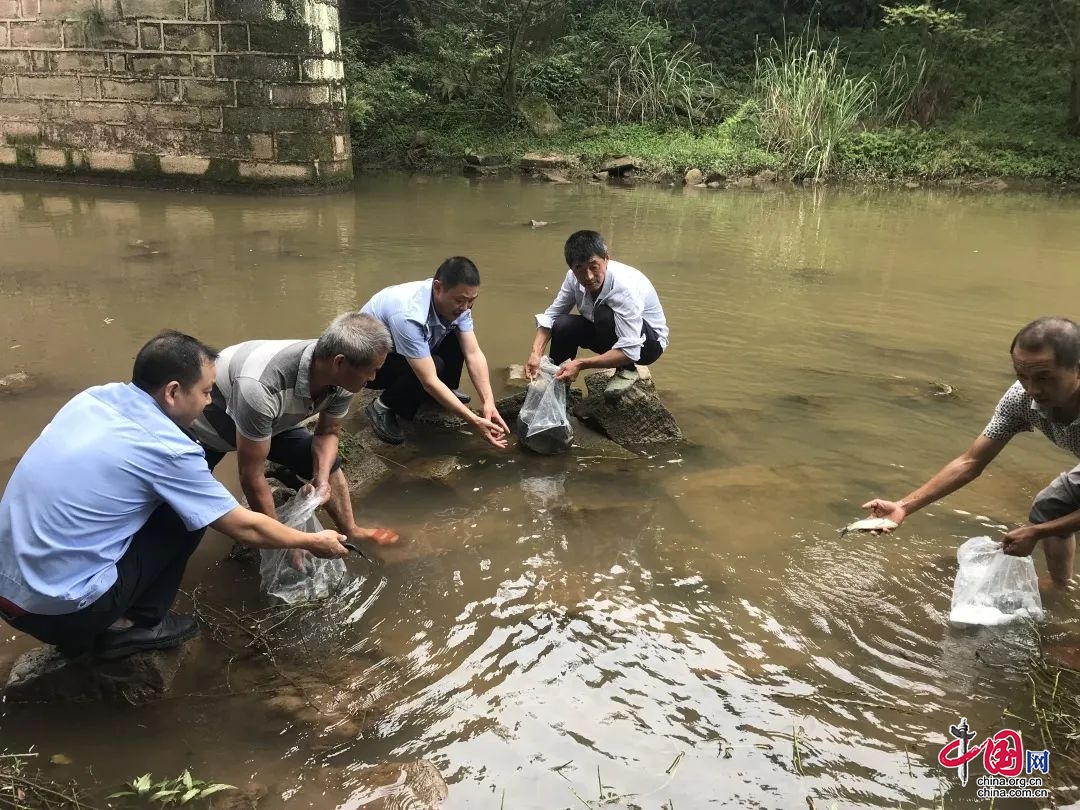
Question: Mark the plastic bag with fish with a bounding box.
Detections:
[515,358,573,455]
[948,536,1043,626]
[259,485,348,604]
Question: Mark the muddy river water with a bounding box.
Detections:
[1,176,1079,809]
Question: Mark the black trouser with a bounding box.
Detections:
[3,505,204,655]
[367,330,465,419]
[199,395,342,479]
[549,303,664,367]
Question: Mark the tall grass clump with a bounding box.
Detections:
[604,20,722,128]
[753,27,878,180]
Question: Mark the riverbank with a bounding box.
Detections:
[356,117,1080,192]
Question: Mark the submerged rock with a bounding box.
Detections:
[574,370,682,445]
[347,760,449,809]
[0,371,34,395]
[4,642,193,704]
[400,455,460,482]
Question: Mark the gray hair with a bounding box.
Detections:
[1012,317,1080,368]
[313,312,392,366]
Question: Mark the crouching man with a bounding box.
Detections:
[0,330,349,661]
[526,230,669,396]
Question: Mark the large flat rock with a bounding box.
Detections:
[573,371,682,445]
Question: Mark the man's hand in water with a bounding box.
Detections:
[1002,525,1041,557]
[861,498,908,526]
[481,400,510,436]
[347,526,400,546]
[472,415,508,449]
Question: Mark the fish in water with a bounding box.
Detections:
[837,517,898,537]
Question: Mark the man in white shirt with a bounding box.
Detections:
[526,230,669,398]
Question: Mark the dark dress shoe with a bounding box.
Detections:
[95,612,199,661]
[452,389,471,405]
[365,400,405,444]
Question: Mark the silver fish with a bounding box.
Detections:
[837,517,898,537]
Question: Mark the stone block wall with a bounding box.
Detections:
[0,0,352,190]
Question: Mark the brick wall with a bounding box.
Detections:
[0,0,351,189]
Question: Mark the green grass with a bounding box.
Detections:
[752,28,880,179]
[418,116,778,178]
[387,109,1080,183]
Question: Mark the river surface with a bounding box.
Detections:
[1,176,1080,809]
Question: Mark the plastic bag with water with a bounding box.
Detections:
[258,485,348,604]
[949,536,1043,626]
[515,358,573,455]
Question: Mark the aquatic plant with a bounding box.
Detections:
[108,771,234,806]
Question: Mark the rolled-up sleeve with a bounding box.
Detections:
[610,295,646,362]
[457,308,475,333]
[983,383,1033,442]
[154,448,239,531]
[535,272,578,329]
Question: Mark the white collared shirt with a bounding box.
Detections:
[534,259,668,362]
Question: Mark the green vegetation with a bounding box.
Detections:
[341,0,1080,182]
[108,771,233,806]
[1005,646,1080,787]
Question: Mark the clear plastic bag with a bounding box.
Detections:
[949,536,1043,626]
[515,358,573,455]
[258,486,348,605]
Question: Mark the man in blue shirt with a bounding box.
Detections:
[0,331,349,660]
[360,257,509,447]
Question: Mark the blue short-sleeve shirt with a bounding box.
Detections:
[0,383,238,615]
[360,278,474,360]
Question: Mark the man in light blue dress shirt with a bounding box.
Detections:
[0,331,349,660]
[526,230,669,399]
[360,257,508,447]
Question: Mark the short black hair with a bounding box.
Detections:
[564,230,609,268]
[132,330,217,393]
[434,256,480,288]
[1011,317,1080,369]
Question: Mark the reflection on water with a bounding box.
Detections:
[1,177,1079,808]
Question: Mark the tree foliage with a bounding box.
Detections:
[339,0,1080,174]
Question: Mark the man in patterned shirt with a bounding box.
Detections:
[863,317,1080,587]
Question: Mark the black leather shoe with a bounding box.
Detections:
[452,389,471,405]
[365,400,405,445]
[95,612,199,661]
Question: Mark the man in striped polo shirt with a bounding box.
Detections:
[191,312,398,548]
[863,317,1080,588]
